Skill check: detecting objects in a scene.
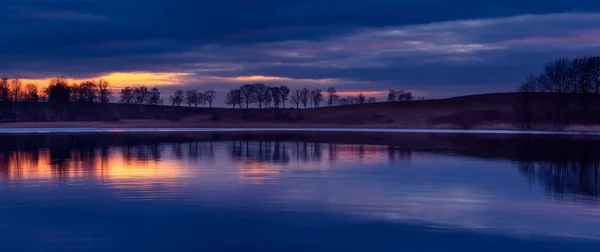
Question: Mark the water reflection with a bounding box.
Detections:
[1,133,600,199]
[1,132,600,248]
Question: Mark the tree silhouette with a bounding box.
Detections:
[47,77,70,105]
[204,89,216,108]
[357,93,366,104]
[299,88,309,108]
[280,86,290,108]
[133,86,149,105]
[148,87,162,105]
[9,78,22,102]
[0,78,10,102]
[171,90,184,106]
[24,84,38,102]
[270,86,282,108]
[185,90,198,107]
[367,97,377,103]
[78,81,97,103]
[310,89,323,108]
[251,83,269,108]
[120,87,134,104]
[97,79,112,104]
[327,87,337,106]
[240,84,253,108]
[291,90,301,109]
[387,89,397,102]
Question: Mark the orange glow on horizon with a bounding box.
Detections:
[21,72,193,89]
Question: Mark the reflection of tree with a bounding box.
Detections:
[228,140,290,165]
[387,146,412,163]
[518,160,600,198]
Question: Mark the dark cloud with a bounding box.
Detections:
[2,0,600,97]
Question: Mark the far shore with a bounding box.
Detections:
[1,120,600,133]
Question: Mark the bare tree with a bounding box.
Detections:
[204,89,216,108]
[387,89,397,102]
[24,84,38,102]
[194,91,204,107]
[280,86,290,108]
[133,86,149,105]
[299,88,309,108]
[185,90,198,107]
[97,79,112,104]
[240,84,254,108]
[357,93,366,104]
[367,97,377,103]
[171,90,184,106]
[226,89,240,108]
[79,81,97,103]
[270,86,282,108]
[327,87,337,106]
[0,78,10,102]
[148,87,163,105]
[9,78,23,102]
[251,83,269,108]
[120,87,135,104]
[291,90,301,109]
[310,89,323,108]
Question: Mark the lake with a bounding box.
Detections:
[0,131,599,251]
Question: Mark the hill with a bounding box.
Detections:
[0,92,598,131]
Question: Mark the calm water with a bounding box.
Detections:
[0,132,599,251]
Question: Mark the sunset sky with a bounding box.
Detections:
[2,1,600,100]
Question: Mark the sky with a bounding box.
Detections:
[2,0,600,100]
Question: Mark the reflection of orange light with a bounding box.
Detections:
[236,159,282,184]
[1,149,187,181]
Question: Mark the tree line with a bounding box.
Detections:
[1,76,419,111]
[516,56,600,127]
[223,84,383,109]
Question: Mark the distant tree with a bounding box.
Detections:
[404,92,413,101]
[357,93,366,104]
[46,77,70,105]
[9,78,23,102]
[194,91,204,107]
[337,97,349,106]
[290,90,301,109]
[299,88,309,108]
[96,79,112,104]
[185,90,198,107]
[148,87,163,105]
[240,84,254,108]
[226,89,240,108]
[251,83,269,108]
[367,97,377,103]
[310,89,323,108]
[204,89,216,108]
[270,86,282,108]
[280,86,290,108]
[79,81,97,103]
[387,89,397,102]
[24,84,38,102]
[133,86,149,104]
[171,90,184,106]
[120,87,135,104]
[327,87,337,106]
[0,78,10,102]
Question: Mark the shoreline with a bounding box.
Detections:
[1,120,600,135]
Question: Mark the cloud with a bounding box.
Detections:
[2,0,600,99]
